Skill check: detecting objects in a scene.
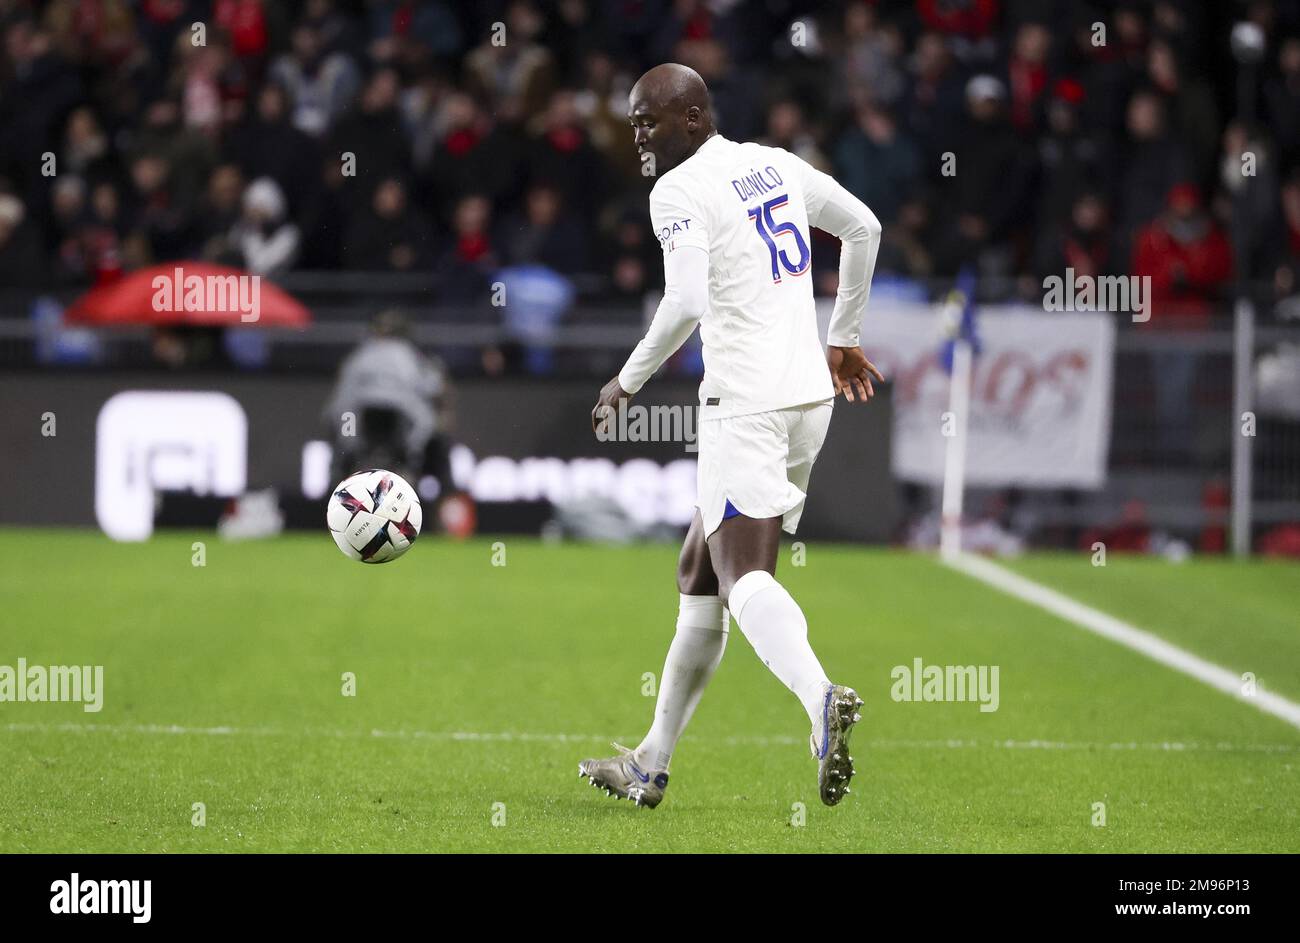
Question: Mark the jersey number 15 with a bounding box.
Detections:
[747,194,811,283]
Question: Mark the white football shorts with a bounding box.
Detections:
[696,399,833,537]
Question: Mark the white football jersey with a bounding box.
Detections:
[649,135,834,418]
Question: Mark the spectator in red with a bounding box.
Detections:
[1034,78,1112,237]
[1073,5,1148,138]
[367,0,462,63]
[526,89,609,222]
[1080,500,1151,554]
[1007,22,1051,132]
[44,176,122,286]
[434,193,498,302]
[1132,182,1233,462]
[173,32,234,138]
[1035,191,1114,282]
[915,0,998,42]
[137,0,193,67]
[1131,182,1233,325]
[213,0,268,62]
[50,174,88,278]
[424,91,520,222]
[86,182,126,284]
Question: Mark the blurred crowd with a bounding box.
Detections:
[2,0,1300,320]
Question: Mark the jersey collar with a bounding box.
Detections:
[697,133,726,155]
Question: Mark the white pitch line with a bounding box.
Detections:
[945,551,1300,732]
[3,722,1297,753]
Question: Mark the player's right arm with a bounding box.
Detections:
[592,179,710,433]
[798,160,886,402]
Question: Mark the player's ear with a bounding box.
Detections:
[685,105,701,130]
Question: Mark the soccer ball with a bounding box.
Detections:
[327,469,422,563]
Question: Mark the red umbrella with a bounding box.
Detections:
[64,262,310,327]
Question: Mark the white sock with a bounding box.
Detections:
[634,595,729,771]
[729,570,830,725]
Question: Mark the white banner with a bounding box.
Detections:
[831,302,1115,488]
[96,391,248,540]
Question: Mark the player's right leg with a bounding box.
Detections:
[578,513,728,808]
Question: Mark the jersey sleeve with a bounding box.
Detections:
[797,158,882,349]
[617,244,710,395]
[649,175,710,258]
[613,175,712,395]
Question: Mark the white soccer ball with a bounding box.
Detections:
[327,469,423,563]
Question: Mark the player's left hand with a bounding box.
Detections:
[827,346,885,403]
[592,376,632,434]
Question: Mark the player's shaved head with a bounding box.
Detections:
[628,63,716,174]
[632,63,711,115]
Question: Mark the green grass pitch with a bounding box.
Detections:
[2,529,1297,853]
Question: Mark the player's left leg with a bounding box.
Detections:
[578,513,727,808]
[631,512,727,771]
